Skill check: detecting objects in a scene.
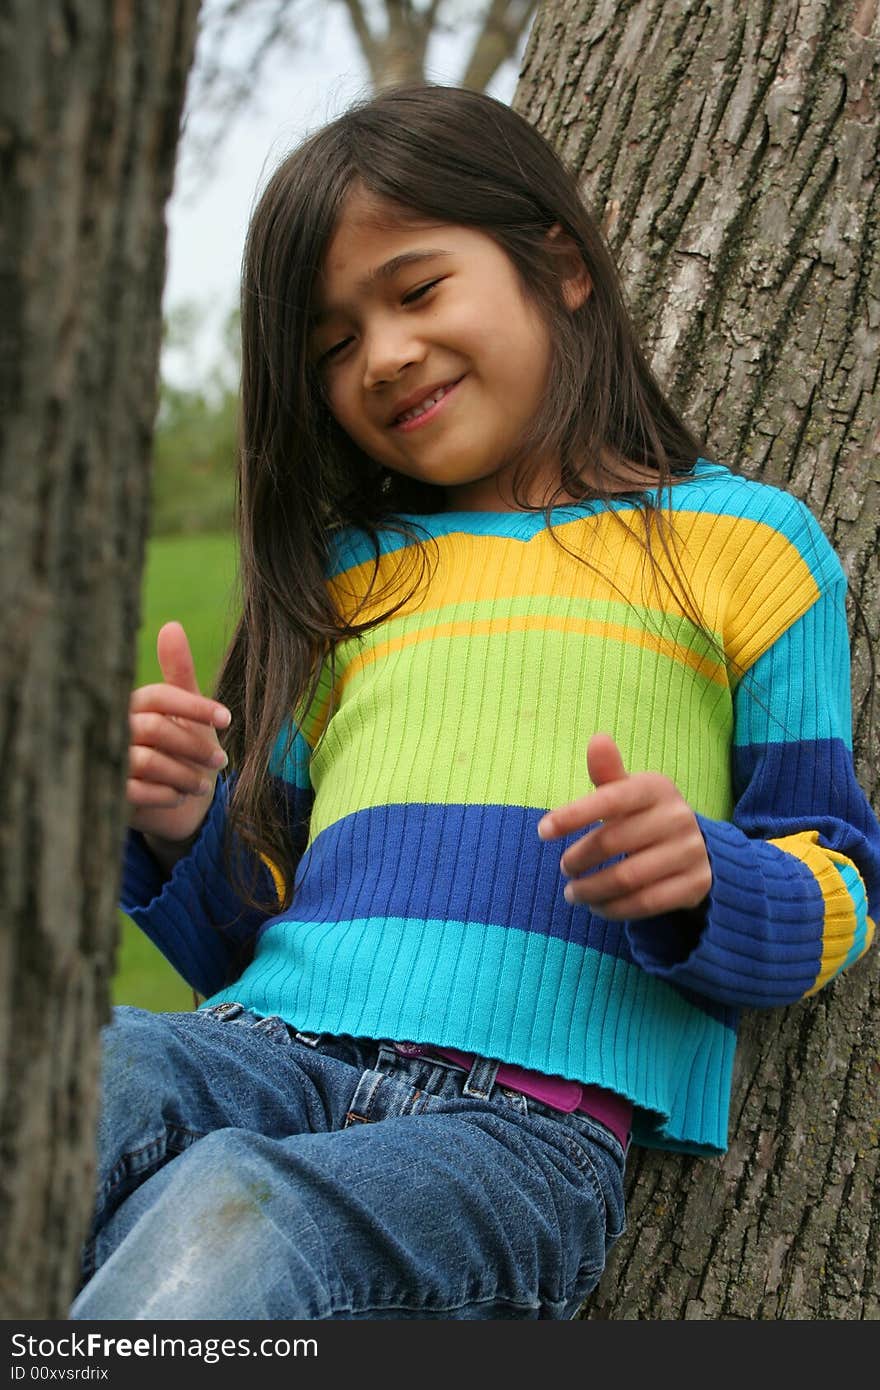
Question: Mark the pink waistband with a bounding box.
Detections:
[392,1042,632,1151]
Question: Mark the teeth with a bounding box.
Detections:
[397,385,449,424]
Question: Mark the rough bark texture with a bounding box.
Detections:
[516,0,880,1319]
[0,0,201,1319]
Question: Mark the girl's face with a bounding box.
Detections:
[311,188,570,512]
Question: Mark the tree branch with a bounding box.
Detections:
[340,0,380,78]
[460,0,538,93]
[375,0,431,88]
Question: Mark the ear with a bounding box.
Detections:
[546,223,592,311]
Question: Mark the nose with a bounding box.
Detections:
[362,315,425,390]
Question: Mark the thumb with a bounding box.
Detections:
[156,620,202,694]
[587,732,628,788]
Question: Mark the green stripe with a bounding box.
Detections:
[304,607,734,835]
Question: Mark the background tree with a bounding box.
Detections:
[0,2,201,1318]
[191,0,537,146]
[515,0,879,1318]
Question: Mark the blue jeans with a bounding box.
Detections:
[70,1002,627,1320]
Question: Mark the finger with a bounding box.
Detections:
[563,839,707,906]
[128,746,216,799]
[129,710,229,768]
[538,774,661,840]
[560,800,697,875]
[565,869,712,921]
[130,683,231,730]
[586,733,628,788]
[126,778,189,810]
[157,621,202,695]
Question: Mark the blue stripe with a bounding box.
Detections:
[248,800,732,1024]
[732,739,880,911]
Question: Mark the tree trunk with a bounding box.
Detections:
[516,0,880,1318]
[0,0,201,1319]
[339,0,537,91]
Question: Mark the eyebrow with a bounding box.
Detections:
[310,249,452,328]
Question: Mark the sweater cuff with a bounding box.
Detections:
[120,776,225,912]
[120,827,170,912]
[119,778,253,997]
[624,814,822,1007]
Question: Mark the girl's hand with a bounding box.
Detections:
[537,733,712,920]
[127,621,232,847]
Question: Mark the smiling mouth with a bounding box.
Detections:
[392,378,464,429]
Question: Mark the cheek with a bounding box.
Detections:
[477,297,552,390]
[517,303,554,368]
[325,377,364,436]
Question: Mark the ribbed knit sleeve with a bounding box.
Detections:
[625,574,880,1006]
[120,760,314,998]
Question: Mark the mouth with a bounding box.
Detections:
[390,377,464,431]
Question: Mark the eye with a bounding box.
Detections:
[318,336,353,365]
[402,278,442,305]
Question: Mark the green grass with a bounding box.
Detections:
[112,531,239,1013]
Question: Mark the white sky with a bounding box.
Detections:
[162,2,522,390]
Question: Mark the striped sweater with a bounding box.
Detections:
[121,460,880,1154]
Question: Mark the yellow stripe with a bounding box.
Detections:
[258,852,286,909]
[823,846,876,964]
[328,511,821,675]
[768,830,859,995]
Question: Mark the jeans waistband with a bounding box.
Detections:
[392,1042,632,1150]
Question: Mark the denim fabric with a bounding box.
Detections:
[70,1003,627,1320]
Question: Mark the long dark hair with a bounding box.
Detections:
[212,82,705,945]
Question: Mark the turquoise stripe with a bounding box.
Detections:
[268,721,311,788]
[203,915,735,1154]
[835,860,869,975]
[733,582,852,746]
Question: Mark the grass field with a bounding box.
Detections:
[112,530,238,1014]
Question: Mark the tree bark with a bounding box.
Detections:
[516,0,880,1319]
[0,0,201,1319]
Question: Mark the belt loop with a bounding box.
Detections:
[461,1054,500,1100]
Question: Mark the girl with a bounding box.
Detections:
[73,84,879,1320]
